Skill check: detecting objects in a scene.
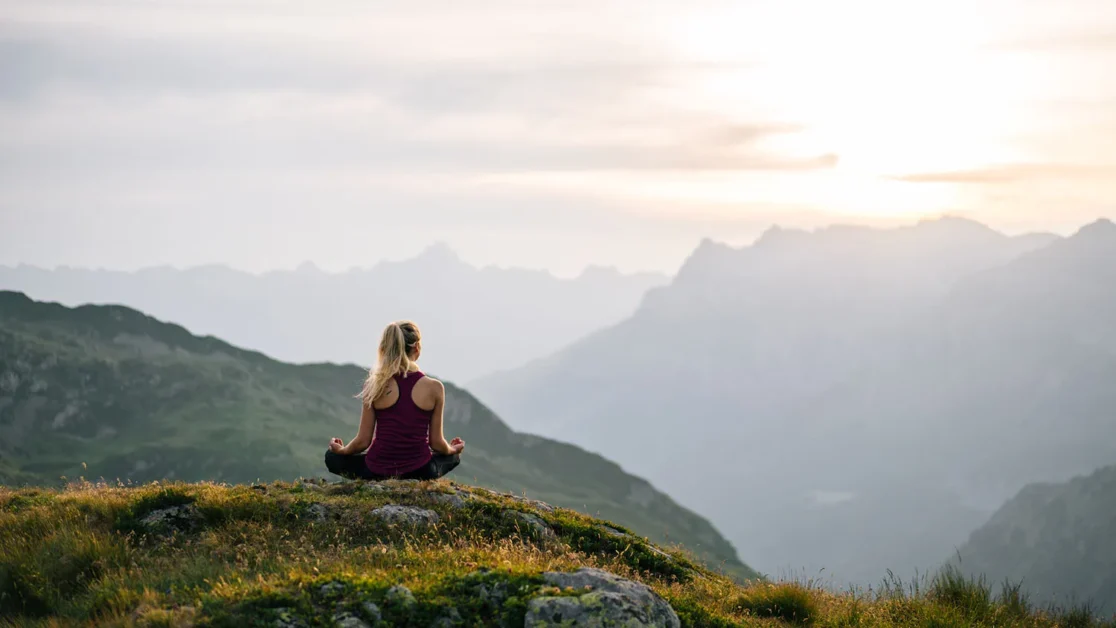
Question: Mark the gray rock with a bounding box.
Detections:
[370,505,439,526]
[470,487,555,513]
[525,568,680,627]
[430,490,468,509]
[504,510,557,541]
[384,585,416,607]
[361,602,382,622]
[331,612,369,628]
[319,581,346,596]
[477,580,510,606]
[600,526,630,539]
[139,504,203,534]
[507,494,555,513]
[296,480,326,493]
[303,503,330,523]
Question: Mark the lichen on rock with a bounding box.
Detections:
[139,504,203,535]
[384,584,416,608]
[525,568,681,627]
[370,504,439,526]
[503,510,558,542]
[302,503,330,522]
[429,489,469,509]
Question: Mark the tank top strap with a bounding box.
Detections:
[394,370,425,393]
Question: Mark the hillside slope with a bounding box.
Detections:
[0,246,667,382]
[0,291,752,580]
[2,480,1112,627]
[953,464,1116,615]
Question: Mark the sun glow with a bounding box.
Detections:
[662,0,1045,217]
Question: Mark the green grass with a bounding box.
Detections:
[2,480,1114,627]
[0,290,756,581]
[735,583,819,624]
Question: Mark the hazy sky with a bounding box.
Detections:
[2,0,1114,275]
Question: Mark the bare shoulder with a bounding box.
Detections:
[421,375,445,395]
[415,374,444,409]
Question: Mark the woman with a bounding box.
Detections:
[325,320,464,480]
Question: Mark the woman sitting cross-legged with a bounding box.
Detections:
[325,320,464,480]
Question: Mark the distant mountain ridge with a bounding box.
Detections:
[0,290,753,580]
[953,463,1116,614]
[474,217,1115,587]
[0,245,668,382]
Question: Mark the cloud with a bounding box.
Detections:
[0,14,815,176]
[890,163,1116,184]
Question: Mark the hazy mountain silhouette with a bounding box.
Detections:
[473,217,1116,586]
[0,245,667,382]
[952,463,1116,614]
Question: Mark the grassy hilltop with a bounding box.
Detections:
[3,480,1114,627]
[0,290,751,580]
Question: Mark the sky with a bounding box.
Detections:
[1,0,1115,276]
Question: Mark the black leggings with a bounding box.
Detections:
[324,449,461,481]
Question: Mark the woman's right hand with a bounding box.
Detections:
[329,438,344,453]
[450,437,465,454]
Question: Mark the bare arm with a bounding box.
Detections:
[338,403,376,455]
[428,380,464,455]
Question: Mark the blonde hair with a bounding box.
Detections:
[358,320,421,406]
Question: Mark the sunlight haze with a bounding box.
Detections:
[2,0,1114,274]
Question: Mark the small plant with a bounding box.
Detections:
[999,578,1032,620]
[929,564,993,621]
[735,582,819,625]
[1050,600,1103,628]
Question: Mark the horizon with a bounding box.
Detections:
[1,214,1109,278]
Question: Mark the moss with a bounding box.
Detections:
[197,570,546,628]
[115,485,198,533]
[2,482,1115,627]
[670,597,745,628]
[551,515,694,583]
[426,568,545,626]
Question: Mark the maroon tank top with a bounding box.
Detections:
[365,371,434,476]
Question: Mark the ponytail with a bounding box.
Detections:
[358,321,421,406]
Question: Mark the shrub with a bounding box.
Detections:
[736,582,819,625]
[998,579,1032,620]
[929,565,993,621]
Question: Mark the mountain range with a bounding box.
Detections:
[473,217,1116,586]
[0,244,667,383]
[0,290,754,580]
[954,463,1116,614]
[6,215,1114,605]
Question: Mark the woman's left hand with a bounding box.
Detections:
[329,438,344,453]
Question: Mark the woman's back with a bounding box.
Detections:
[326,320,463,481]
[365,371,434,475]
